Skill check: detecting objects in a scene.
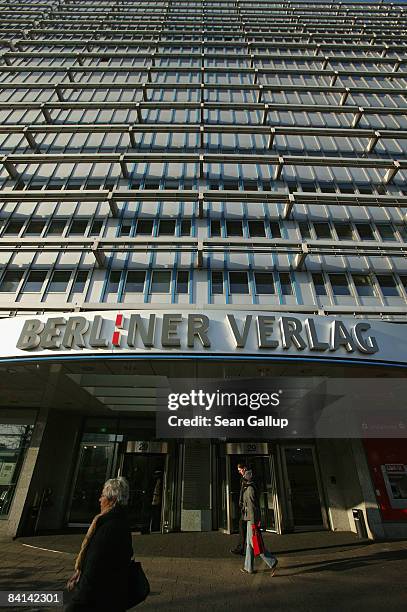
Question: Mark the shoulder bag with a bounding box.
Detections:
[127,559,150,609]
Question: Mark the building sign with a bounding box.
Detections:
[15,312,378,354]
[0,309,405,365]
[226,442,269,455]
[126,441,168,454]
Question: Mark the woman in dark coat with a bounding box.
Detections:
[65,477,133,612]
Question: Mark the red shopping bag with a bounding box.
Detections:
[251,522,265,556]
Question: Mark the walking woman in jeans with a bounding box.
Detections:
[240,469,278,575]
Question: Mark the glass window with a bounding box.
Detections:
[47,270,71,293]
[47,219,66,235]
[0,424,33,517]
[399,276,407,292]
[396,225,407,242]
[125,271,145,293]
[150,271,171,293]
[176,270,189,294]
[89,219,103,236]
[334,223,353,240]
[243,179,258,191]
[180,220,191,236]
[313,222,332,239]
[299,221,311,239]
[223,179,239,191]
[248,221,265,237]
[353,274,375,297]
[72,270,88,293]
[0,270,23,292]
[229,271,249,294]
[377,275,399,297]
[338,184,354,194]
[226,221,243,237]
[136,220,153,235]
[279,272,293,295]
[119,221,132,237]
[301,183,317,193]
[23,270,47,292]
[285,180,298,193]
[25,219,45,236]
[312,273,327,296]
[3,220,24,235]
[254,272,275,294]
[158,220,176,236]
[358,186,373,194]
[210,220,222,236]
[355,223,374,240]
[329,274,350,296]
[269,222,281,238]
[144,179,160,190]
[107,271,121,293]
[68,220,88,235]
[376,224,396,242]
[211,271,223,294]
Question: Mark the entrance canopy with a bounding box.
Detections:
[0,355,405,417]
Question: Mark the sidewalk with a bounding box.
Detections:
[0,531,406,612]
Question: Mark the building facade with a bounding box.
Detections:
[0,0,407,540]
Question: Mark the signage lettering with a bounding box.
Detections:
[15,313,379,356]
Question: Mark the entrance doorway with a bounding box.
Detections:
[281,446,328,531]
[220,442,280,534]
[68,442,116,524]
[121,453,165,533]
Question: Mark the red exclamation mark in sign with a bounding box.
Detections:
[112,314,123,346]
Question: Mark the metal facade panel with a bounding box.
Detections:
[0,0,405,316]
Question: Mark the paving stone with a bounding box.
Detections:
[0,532,406,611]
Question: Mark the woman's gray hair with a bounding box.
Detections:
[102,477,129,506]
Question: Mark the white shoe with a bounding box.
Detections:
[267,558,278,576]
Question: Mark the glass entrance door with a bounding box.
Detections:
[121,453,166,533]
[68,442,115,524]
[226,454,279,533]
[281,446,328,531]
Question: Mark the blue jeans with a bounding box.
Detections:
[244,520,277,573]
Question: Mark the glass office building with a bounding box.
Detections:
[0,0,407,539]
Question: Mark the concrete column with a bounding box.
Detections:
[349,438,385,539]
[316,439,351,532]
[1,364,63,538]
[2,404,50,538]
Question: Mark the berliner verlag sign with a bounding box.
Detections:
[0,309,405,364]
[15,312,378,354]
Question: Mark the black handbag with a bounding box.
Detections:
[127,559,150,609]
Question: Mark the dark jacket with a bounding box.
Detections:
[71,505,133,612]
[238,477,245,510]
[241,479,261,523]
[238,469,252,511]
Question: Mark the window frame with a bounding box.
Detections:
[329,273,351,296]
[229,271,250,295]
[150,270,172,294]
[254,271,275,295]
